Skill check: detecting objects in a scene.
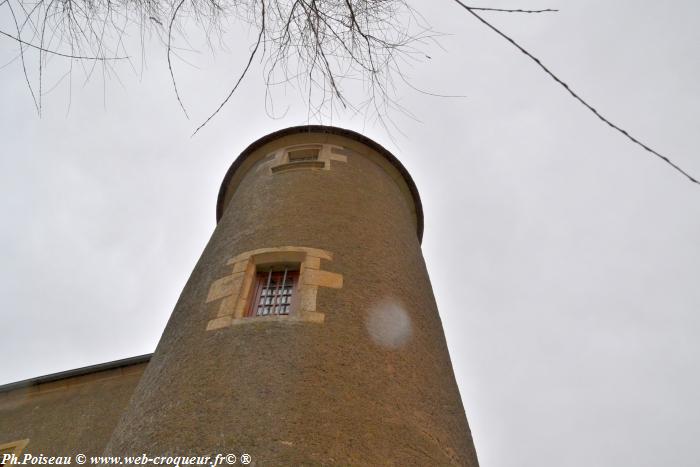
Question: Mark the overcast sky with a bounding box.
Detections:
[2,1,699,466]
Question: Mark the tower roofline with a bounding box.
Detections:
[216,125,424,242]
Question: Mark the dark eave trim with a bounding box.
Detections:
[0,353,152,393]
[215,125,425,242]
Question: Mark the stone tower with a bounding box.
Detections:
[105,126,479,465]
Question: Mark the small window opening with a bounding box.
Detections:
[246,265,300,317]
[288,147,320,162]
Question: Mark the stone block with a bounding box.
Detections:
[299,286,318,312]
[304,256,321,270]
[300,311,325,323]
[231,260,250,274]
[206,273,244,303]
[304,269,343,289]
[206,316,233,331]
[217,295,237,317]
[233,299,249,319]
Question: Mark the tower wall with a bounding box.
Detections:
[105,127,479,465]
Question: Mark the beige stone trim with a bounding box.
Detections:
[205,273,244,303]
[327,146,348,164]
[303,269,343,289]
[256,144,348,174]
[206,246,343,330]
[229,311,325,325]
[303,256,321,270]
[215,296,237,318]
[298,286,318,312]
[227,246,332,264]
[299,311,326,323]
[206,316,233,331]
[231,260,249,274]
[0,438,29,458]
[271,160,325,173]
[317,144,347,168]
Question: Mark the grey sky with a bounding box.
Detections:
[2,1,699,466]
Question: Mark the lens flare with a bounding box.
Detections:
[365,300,413,349]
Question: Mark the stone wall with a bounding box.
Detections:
[0,362,147,457]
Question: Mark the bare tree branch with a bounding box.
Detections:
[467,7,558,14]
[453,0,699,185]
[6,0,694,189]
[0,29,129,60]
[192,0,266,136]
[2,0,426,128]
[5,2,38,112]
[167,0,190,119]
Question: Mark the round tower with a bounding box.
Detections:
[105,126,479,465]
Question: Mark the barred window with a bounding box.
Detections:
[246,267,299,317]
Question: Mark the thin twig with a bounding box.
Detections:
[0,28,129,60]
[399,72,467,98]
[192,0,266,136]
[468,7,557,14]
[5,2,38,113]
[453,0,699,185]
[167,0,190,119]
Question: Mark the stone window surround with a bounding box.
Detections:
[0,439,29,461]
[262,144,348,174]
[206,246,343,331]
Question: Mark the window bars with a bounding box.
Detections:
[248,267,299,317]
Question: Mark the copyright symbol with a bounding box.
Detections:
[76,454,86,464]
[225,454,237,464]
[240,454,251,465]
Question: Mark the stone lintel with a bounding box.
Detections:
[227,246,333,265]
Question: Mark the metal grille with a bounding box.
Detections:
[250,268,298,317]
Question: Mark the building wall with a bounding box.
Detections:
[0,363,147,457]
[105,128,479,465]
